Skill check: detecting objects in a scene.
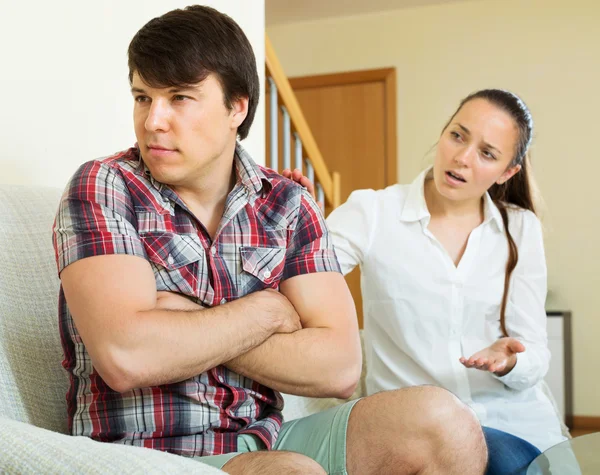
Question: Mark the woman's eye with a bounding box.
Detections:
[482,150,496,160]
[450,131,462,141]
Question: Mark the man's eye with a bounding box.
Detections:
[173,95,189,101]
[135,96,149,103]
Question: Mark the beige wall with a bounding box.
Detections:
[269,0,600,416]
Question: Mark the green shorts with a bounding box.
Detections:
[195,399,360,474]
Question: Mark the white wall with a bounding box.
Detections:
[0,0,265,188]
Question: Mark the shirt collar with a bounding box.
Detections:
[233,142,272,196]
[133,142,272,198]
[482,189,504,232]
[399,166,504,231]
[398,167,433,223]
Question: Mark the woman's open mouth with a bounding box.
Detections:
[445,171,466,184]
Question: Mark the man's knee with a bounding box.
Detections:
[417,386,480,430]
[222,450,326,475]
[349,386,487,473]
[360,385,478,429]
[415,386,487,470]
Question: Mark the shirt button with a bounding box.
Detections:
[167,255,174,265]
[263,270,271,279]
[220,298,227,305]
[210,247,217,255]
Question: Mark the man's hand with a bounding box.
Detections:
[282,168,316,199]
[156,289,301,334]
[258,289,302,333]
[225,272,361,398]
[459,337,526,376]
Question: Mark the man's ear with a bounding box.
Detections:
[496,164,522,185]
[230,97,249,130]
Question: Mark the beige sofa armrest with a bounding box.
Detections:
[0,417,224,474]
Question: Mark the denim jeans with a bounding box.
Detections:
[483,426,542,475]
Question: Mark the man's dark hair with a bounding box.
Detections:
[128,5,259,140]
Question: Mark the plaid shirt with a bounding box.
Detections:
[52,143,340,457]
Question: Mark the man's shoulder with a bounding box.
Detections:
[98,147,140,166]
[257,165,307,205]
[63,147,142,201]
[252,166,318,230]
[86,147,140,175]
[70,147,139,181]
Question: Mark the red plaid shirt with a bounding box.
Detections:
[52,143,340,457]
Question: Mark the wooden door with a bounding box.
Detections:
[290,68,397,328]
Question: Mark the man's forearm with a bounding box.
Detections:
[225,327,362,398]
[106,295,279,391]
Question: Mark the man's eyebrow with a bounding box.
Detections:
[167,86,198,93]
[130,86,199,94]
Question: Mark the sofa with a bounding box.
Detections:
[0,183,363,473]
[0,183,570,473]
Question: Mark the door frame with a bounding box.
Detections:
[289,67,397,186]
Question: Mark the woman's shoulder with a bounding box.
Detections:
[346,183,409,208]
[504,205,539,222]
[504,204,543,238]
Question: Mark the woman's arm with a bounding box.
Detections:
[326,189,379,276]
[494,210,551,390]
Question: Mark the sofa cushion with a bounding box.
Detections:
[0,184,68,433]
[0,416,223,474]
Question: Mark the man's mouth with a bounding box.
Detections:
[446,171,466,183]
[148,144,176,152]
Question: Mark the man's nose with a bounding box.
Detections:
[145,100,170,132]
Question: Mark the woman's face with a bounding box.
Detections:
[433,98,522,203]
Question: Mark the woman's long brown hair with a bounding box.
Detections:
[444,90,536,337]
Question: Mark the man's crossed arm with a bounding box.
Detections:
[60,254,361,397]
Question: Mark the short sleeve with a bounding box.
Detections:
[281,189,341,280]
[52,160,147,274]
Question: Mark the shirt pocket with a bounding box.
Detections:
[239,246,286,294]
[140,231,205,296]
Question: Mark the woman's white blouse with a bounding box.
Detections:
[326,169,566,451]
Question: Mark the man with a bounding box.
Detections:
[53,5,487,474]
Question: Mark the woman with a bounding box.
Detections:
[284,89,567,473]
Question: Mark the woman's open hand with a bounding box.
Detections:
[459,337,525,376]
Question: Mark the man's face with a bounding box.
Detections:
[131,72,247,188]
